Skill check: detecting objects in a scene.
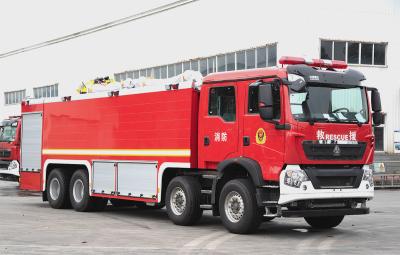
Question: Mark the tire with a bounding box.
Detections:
[304,216,344,229]
[47,169,71,209]
[69,169,108,212]
[166,176,203,226]
[219,179,262,234]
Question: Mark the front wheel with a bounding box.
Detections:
[219,179,262,234]
[304,216,344,229]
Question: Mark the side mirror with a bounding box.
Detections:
[373,111,385,126]
[258,84,274,120]
[371,90,382,112]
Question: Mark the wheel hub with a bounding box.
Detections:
[72,179,84,203]
[170,187,186,215]
[225,191,244,223]
[49,178,61,201]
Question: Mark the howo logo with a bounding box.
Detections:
[333,145,341,156]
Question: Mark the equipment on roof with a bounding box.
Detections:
[76,70,203,94]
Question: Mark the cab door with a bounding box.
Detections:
[241,80,286,180]
[198,84,239,169]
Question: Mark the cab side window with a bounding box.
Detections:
[208,86,236,122]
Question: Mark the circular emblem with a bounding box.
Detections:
[256,128,266,144]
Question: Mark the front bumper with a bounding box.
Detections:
[278,166,374,205]
[281,207,369,217]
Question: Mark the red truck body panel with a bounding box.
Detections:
[21,88,199,195]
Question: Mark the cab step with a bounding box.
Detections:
[200,204,213,210]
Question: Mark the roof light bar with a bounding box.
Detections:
[279,56,347,69]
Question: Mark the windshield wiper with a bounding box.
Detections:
[306,117,331,125]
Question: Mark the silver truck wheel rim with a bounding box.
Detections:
[73,179,84,203]
[170,187,186,215]
[225,191,244,223]
[49,178,61,201]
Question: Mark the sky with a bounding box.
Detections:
[0,0,397,92]
[1,0,396,52]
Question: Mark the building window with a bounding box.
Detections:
[160,66,167,79]
[200,59,207,76]
[115,43,278,80]
[268,44,277,66]
[168,64,175,78]
[334,41,346,61]
[146,68,153,77]
[246,49,256,69]
[175,63,183,75]
[183,61,190,71]
[127,71,134,79]
[257,46,267,68]
[236,51,245,70]
[5,90,26,105]
[226,53,235,71]
[114,73,121,82]
[190,60,199,71]
[320,40,387,66]
[217,55,226,72]
[33,84,58,99]
[207,57,216,74]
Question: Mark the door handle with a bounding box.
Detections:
[243,136,250,146]
[204,136,210,146]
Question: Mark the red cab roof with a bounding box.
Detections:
[203,67,288,84]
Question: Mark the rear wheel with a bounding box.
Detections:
[47,169,71,209]
[219,179,262,234]
[69,169,108,212]
[166,176,202,225]
[304,216,344,229]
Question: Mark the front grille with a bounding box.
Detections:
[0,162,10,168]
[0,150,11,158]
[303,166,363,189]
[317,176,357,188]
[303,141,366,160]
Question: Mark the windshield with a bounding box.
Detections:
[0,123,17,142]
[290,85,368,124]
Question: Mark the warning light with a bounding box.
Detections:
[279,56,348,69]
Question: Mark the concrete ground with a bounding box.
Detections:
[0,180,399,255]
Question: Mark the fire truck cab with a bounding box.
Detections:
[0,116,21,179]
[19,57,383,234]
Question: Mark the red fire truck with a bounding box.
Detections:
[19,57,383,234]
[0,116,21,179]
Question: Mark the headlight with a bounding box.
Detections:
[284,169,309,188]
[8,160,19,170]
[362,166,374,187]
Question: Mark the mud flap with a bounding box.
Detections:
[19,172,41,191]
